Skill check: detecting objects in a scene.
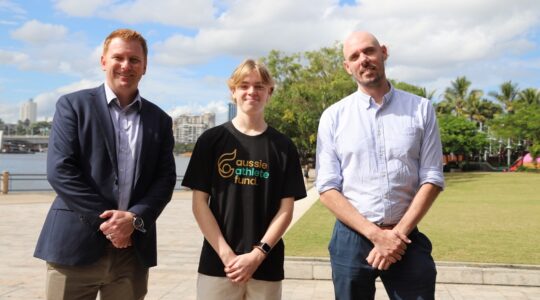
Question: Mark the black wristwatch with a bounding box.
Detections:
[254,241,272,255]
[132,215,146,233]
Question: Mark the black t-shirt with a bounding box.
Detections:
[182,121,307,281]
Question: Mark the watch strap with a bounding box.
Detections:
[254,241,272,255]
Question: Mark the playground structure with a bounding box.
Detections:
[508,153,540,172]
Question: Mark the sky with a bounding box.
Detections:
[1,0,539,124]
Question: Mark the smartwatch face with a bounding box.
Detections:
[261,243,271,253]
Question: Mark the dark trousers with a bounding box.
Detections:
[329,220,436,300]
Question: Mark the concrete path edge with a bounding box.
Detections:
[284,257,540,287]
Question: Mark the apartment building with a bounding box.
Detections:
[173,112,215,144]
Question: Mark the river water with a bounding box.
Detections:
[0,153,191,191]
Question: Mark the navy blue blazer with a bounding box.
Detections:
[34,85,176,268]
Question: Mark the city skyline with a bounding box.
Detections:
[1,0,539,124]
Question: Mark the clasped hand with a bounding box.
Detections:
[223,250,266,283]
[99,210,134,249]
[366,228,410,270]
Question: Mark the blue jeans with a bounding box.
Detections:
[329,220,436,300]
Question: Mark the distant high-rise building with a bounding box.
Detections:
[173,112,215,144]
[228,102,237,121]
[20,98,37,123]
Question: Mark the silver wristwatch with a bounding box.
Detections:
[132,215,146,233]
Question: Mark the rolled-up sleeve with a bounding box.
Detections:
[419,101,445,190]
[315,108,343,194]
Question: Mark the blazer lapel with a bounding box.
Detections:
[134,99,150,186]
[92,85,118,173]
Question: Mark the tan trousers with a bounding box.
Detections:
[46,246,148,300]
[197,273,282,300]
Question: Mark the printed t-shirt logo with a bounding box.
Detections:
[217,149,270,186]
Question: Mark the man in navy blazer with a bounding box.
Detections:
[34,29,176,300]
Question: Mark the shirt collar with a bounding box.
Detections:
[355,81,395,109]
[104,83,142,112]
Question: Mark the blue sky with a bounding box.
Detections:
[1,0,539,124]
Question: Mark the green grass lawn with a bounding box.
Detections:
[284,172,540,265]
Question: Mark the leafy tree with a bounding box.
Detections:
[262,45,356,164]
[16,120,30,135]
[516,88,540,106]
[438,76,474,117]
[489,101,540,157]
[489,81,519,114]
[438,114,488,160]
[437,76,503,131]
[390,80,435,99]
[30,121,52,135]
[462,90,503,130]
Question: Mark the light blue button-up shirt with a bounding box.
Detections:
[104,83,142,210]
[316,84,444,225]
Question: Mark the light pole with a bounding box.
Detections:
[506,138,512,167]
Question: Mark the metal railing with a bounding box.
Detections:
[1,172,185,194]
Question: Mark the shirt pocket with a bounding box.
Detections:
[388,126,422,159]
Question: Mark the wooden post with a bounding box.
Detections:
[1,171,8,194]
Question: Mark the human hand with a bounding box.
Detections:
[367,228,410,270]
[224,250,265,283]
[99,210,135,248]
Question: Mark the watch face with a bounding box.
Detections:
[133,216,146,233]
[261,243,271,253]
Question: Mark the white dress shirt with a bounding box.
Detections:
[316,84,444,225]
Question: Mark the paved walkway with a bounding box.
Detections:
[1,189,539,299]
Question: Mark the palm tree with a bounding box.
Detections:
[489,81,519,114]
[443,76,474,117]
[516,88,540,106]
[463,90,485,123]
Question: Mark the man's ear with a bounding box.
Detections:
[100,55,106,71]
[381,45,389,61]
[343,61,352,75]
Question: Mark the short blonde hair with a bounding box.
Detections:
[103,28,148,59]
[227,59,275,102]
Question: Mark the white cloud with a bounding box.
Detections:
[0,79,104,124]
[0,49,30,68]
[320,0,540,93]
[0,101,18,123]
[11,20,68,45]
[33,79,101,121]
[0,0,26,16]
[154,0,355,66]
[5,21,101,77]
[150,0,540,80]
[54,0,216,27]
[104,0,216,27]
[138,65,229,111]
[53,0,112,17]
